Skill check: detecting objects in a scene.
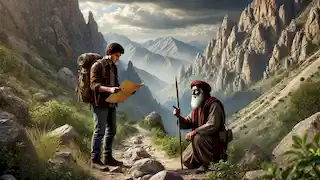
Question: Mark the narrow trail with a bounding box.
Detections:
[92,125,205,180]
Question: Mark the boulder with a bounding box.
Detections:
[141,174,153,180]
[57,67,76,88]
[239,144,270,169]
[272,112,320,165]
[0,174,17,180]
[130,158,165,178]
[142,112,164,130]
[48,124,79,145]
[244,170,265,180]
[0,87,30,126]
[33,90,53,102]
[149,171,184,180]
[48,151,74,170]
[124,147,151,162]
[0,110,38,177]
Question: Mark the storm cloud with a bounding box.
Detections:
[79,0,252,43]
[80,0,252,11]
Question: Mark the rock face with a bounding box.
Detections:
[182,0,318,94]
[0,0,106,61]
[272,112,320,165]
[0,87,30,126]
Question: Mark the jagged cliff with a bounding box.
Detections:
[0,0,106,61]
[181,0,320,94]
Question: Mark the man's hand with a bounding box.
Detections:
[185,131,197,141]
[110,87,121,93]
[100,86,121,93]
[173,106,180,117]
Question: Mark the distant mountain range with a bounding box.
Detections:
[104,33,199,83]
[142,37,202,63]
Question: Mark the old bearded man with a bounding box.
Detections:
[173,80,228,173]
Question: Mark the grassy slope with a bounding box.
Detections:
[0,38,137,179]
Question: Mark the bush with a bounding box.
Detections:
[114,123,138,144]
[30,100,93,137]
[262,131,320,179]
[204,160,246,180]
[151,128,189,158]
[0,46,23,77]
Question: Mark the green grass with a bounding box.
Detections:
[27,127,61,162]
[150,128,189,158]
[30,100,93,137]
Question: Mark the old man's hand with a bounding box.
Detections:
[185,131,197,141]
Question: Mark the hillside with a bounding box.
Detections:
[142,37,202,63]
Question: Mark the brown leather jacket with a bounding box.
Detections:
[90,57,119,108]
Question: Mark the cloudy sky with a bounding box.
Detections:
[79,0,252,44]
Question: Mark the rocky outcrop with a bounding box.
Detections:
[0,110,39,178]
[181,0,317,94]
[0,87,30,126]
[0,0,106,61]
[272,112,320,165]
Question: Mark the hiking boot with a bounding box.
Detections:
[195,165,208,174]
[91,159,109,171]
[104,156,124,166]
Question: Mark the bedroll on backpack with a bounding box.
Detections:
[75,53,103,103]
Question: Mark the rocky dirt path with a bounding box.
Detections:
[92,125,205,180]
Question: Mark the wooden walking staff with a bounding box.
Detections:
[174,76,183,170]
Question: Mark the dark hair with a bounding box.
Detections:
[106,43,124,55]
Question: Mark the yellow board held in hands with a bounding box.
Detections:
[106,79,144,103]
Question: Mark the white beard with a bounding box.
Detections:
[190,93,204,110]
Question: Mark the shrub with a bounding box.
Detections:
[30,100,93,137]
[262,131,320,179]
[151,128,189,158]
[204,160,246,180]
[114,123,138,144]
[0,46,22,76]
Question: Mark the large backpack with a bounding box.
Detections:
[75,53,104,103]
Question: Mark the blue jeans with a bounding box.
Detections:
[91,106,116,160]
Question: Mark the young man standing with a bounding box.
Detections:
[90,43,124,170]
